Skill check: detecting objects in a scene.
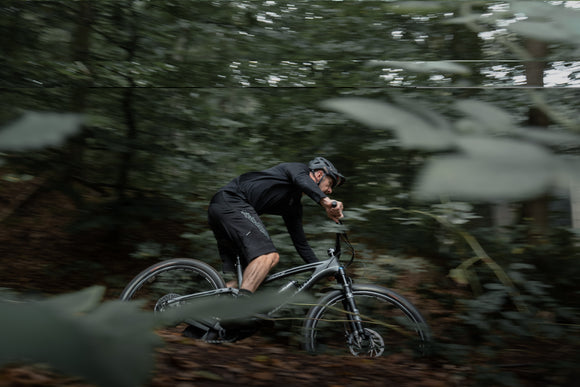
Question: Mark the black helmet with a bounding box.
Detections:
[308,157,346,187]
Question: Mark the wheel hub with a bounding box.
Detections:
[347,328,385,357]
[154,293,181,312]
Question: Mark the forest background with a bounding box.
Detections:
[1,1,579,386]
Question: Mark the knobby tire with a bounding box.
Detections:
[119,258,225,308]
[303,284,430,357]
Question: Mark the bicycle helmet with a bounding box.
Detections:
[308,157,346,187]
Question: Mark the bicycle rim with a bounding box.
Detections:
[304,285,430,357]
[121,259,225,312]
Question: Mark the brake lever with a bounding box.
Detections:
[331,201,343,256]
[331,201,356,266]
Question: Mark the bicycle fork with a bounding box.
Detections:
[336,266,367,341]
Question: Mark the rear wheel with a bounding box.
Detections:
[120,259,226,335]
[303,284,430,357]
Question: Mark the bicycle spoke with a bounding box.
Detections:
[303,286,430,357]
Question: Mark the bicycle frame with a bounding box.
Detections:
[120,214,430,355]
[163,253,342,307]
[263,256,339,290]
[263,222,352,294]
[164,230,368,340]
[260,231,367,339]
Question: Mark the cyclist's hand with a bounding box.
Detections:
[321,197,344,223]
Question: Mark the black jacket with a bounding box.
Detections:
[222,162,326,263]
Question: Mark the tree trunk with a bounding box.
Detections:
[115,0,139,203]
[521,39,550,237]
[67,1,93,181]
[109,0,140,244]
[117,87,138,202]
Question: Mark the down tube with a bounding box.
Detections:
[263,257,341,290]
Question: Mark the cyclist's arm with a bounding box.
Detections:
[283,210,319,264]
[285,164,327,204]
[320,197,344,223]
[287,165,343,221]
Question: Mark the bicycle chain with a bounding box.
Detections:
[202,328,242,344]
[204,336,238,344]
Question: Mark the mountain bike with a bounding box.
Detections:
[120,219,431,357]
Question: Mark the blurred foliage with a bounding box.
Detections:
[1,0,580,385]
[0,287,160,387]
[0,112,84,151]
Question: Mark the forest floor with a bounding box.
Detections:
[0,181,576,386]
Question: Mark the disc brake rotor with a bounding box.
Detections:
[154,293,181,313]
[347,328,385,357]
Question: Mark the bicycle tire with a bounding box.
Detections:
[303,284,431,357]
[119,258,226,310]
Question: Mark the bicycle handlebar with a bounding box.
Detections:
[328,200,356,266]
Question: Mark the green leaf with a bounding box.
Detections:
[484,283,508,291]
[385,1,447,14]
[0,112,83,151]
[79,300,162,385]
[43,286,105,314]
[0,287,160,387]
[509,263,536,271]
[508,2,580,43]
[512,1,578,21]
[449,268,469,285]
[442,14,487,25]
[415,156,551,201]
[456,136,553,163]
[517,127,580,146]
[508,21,578,43]
[454,100,516,133]
[321,98,455,150]
[414,137,558,201]
[367,60,471,75]
[156,288,315,327]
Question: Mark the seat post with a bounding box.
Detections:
[235,256,243,288]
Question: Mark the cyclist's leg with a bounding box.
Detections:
[208,191,279,293]
[208,196,242,286]
[240,252,279,293]
[226,279,238,288]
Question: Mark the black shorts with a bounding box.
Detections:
[208,191,277,273]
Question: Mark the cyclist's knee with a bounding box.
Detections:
[258,252,279,268]
[270,252,280,267]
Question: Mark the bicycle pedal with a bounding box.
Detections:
[182,324,208,339]
[183,317,226,339]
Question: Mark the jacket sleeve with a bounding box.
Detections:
[286,163,327,204]
[283,208,319,264]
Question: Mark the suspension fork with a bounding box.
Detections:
[336,266,367,339]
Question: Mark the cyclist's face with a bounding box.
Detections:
[311,170,334,194]
[318,175,334,195]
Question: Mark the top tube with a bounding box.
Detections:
[263,255,341,290]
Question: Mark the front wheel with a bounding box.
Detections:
[303,284,430,357]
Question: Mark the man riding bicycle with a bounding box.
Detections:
[207,157,346,295]
[122,156,428,348]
